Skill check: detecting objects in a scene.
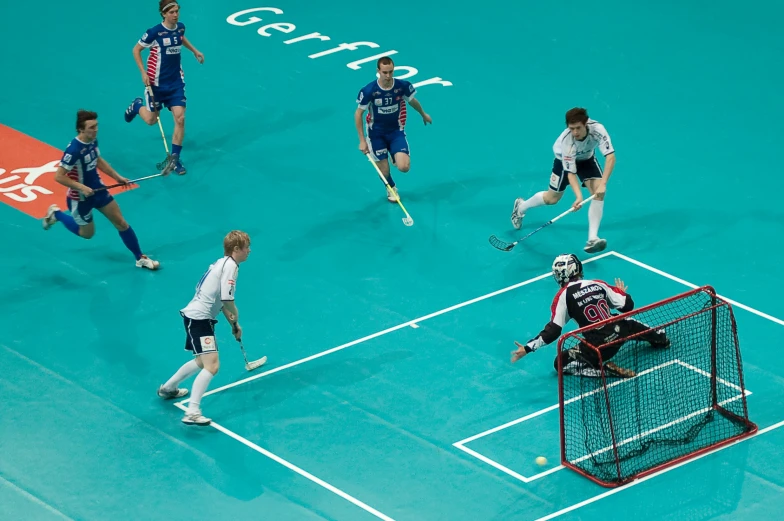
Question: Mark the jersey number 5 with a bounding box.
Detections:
[584,299,612,323]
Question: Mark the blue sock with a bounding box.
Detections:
[387,175,395,188]
[171,144,182,156]
[119,226,143,260]
[54,210,80,236]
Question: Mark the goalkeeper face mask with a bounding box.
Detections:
[552,253,583,286]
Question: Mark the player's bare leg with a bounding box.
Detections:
[184,352,220,426]
[42,204,96,238]
[169,106,187,175]
[98,201,160,270]
[583,178,607,253]
[393,152,410,173]
[171,106,185,144]
[375,157,399,202]
[511,188,563,229]
[78,221,96,239]
[138,106,159,126]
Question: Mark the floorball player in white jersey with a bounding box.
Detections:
[511,107,616,253]
[156,230,251,426]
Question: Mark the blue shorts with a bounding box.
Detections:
[66,190,114,226]
[367,130,410,163]
[146,83,187,112]
[549,157,603,192]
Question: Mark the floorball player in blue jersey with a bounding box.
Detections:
[124,0,204,175]
[355,56,432,202]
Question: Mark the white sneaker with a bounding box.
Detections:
[182,410,211,426]
[584,238,607,253]
[136,255,160,270]
[157,384,188,400]
[387,186,399,203]
[43,204,60,230]
[511,198,525,230]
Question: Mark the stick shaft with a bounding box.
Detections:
[94,173,165,192]
[507,194,597,249]
[365,153,414,219]
[148,88,170,154]
[147,86,171,155]
[238,341,250,364]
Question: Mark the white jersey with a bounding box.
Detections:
[181,256,239,320]
[553,119,614,173]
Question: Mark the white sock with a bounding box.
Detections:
[187,369,214,413]
[520,191,547,214]
[588,199,604,240]
[163,360,200,391]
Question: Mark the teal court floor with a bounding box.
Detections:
[1,1,783,520]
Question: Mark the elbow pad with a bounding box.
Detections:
[619,294,634,313]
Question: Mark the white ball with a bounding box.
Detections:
[535,456,547,466]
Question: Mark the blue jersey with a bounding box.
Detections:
[356,79,417,135]
[59,138,103,200]
[138,22,186,87]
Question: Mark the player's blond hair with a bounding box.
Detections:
[224,230,251,256]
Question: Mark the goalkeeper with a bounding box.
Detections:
[511,254,670,377]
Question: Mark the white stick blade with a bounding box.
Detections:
[403,217,414,226]
[245,356,267,371]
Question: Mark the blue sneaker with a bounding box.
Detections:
[170,154,187,175]
[124,97,143,122]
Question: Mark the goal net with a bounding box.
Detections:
[558,286,757,487]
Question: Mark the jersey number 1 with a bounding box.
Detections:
[194,267,210,296]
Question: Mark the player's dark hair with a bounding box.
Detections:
[377,56,395,69]
[565,107,589,126]
[159,0,178,17]
[76,110,98,132]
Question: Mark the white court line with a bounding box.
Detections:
[172,403,396,521]
[610,252,784,327]
[0,475,75,521]
[674,359,745,393]
[455,404,560,447]
[177,251,617,405]
[533,419,784,521]
[455,360,751,483]
[454,361,678,447]
[452,444,533,483]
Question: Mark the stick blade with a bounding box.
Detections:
[245,356,267,371]
[402,217,414,226]
[488,235,515,251]
[155,154,171,171]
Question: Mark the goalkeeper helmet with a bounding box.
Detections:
[552,254,583,286]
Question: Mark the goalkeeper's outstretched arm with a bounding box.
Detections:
[512,321,563,363]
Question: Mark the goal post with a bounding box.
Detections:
[557,285,757,488]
